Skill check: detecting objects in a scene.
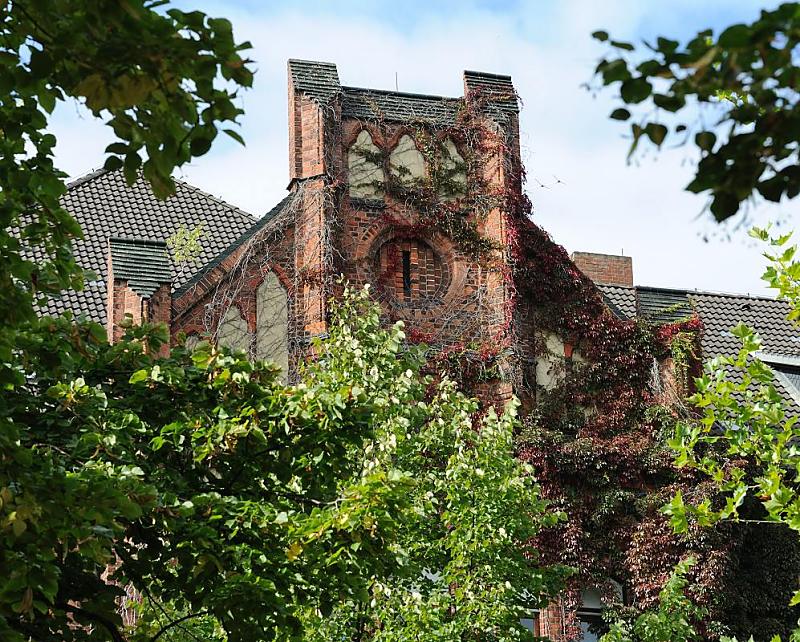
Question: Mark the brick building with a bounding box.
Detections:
[51,60,800,640]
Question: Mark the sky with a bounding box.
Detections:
[47,0,799,296]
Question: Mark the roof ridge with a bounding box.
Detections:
[602,282,784,303]
[288,57,337,67]
[464,69,513,81]
[342,85,461,102]
[66,167,110,190]
[171,174,256,222]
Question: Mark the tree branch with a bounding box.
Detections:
[151,610,209,642]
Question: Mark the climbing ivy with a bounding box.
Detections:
[344,88,800,638]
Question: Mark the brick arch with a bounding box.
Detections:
[255,263,292,296]
[351,219,469,314]
[383,124,425,151]
[343,122,386,150]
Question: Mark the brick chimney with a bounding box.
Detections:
[107,238,172,356]
[571,251,633,287]
[287,59,341,183]
[286,60,343,340]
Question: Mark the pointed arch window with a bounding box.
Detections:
[348,130,384,198]
[256,272,289,377]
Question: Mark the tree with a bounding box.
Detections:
[0,0,253,377]
[301,387,568,642]
[1,286,431,641]
[598,228,800,639]
[591,3,800,222]
[666,229,800,561]
[633,227,800,642]
[601,558,705,642]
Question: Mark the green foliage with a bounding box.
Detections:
[301,387,568,641]
[167,223,205,264]
[666,228,800,536]
[0,0,253,382]
[601,558,705,642]
[592,3,800,221]
[0,286,430,641]
[752,226,800,325]
[665,227,800,639]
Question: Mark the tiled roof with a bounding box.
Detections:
[598,284,800,360]
[636,287,693,324]
[42,169,256,324]
[598,283,800,410]
[341,86,462,124]
[692,292,800,359]
[174,195,292,298]
[109,238,171,298]
[288,59,340,105]
[597,284,637,319]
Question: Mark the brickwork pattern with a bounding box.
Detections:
[376,238,449,304]
[571,252,633,287]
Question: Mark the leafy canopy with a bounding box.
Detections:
[2,286,428,641]
[302,387,568,642]
[592,3,800,222]
[0,0,253,377]
[660,227,800,641]
[601,558,705,642]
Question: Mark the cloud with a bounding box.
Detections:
[46,0,798,296]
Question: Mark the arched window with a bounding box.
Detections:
[184,334,200,351]
[217,305,250,353]
[375,238,449,305]
[348,130,384,198]
[256,272,289,377]
[389,134,426,186]
[438,137,466,199]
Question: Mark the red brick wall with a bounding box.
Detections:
[571,252,633,287]
[164,66,591,639]
[171,226,296,343]
[336,118,516,351]
[175,67,523,367]
[537,602,569,642]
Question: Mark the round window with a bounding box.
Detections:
[374,238,450,306]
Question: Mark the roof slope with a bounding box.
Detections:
[597,284,800,360]
[598,283,800,410]
[45,169,256,323]
[174,195,292,298]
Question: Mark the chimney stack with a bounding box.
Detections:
[571,251,633,287]
[107,238,172,356]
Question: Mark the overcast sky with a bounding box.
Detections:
[48,0,798,296]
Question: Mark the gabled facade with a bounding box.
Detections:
[50,60,800,641]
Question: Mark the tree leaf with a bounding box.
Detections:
[620,77,652,104]
[646,123,668,146]
[718,24,751,48]
[695,131,716,152]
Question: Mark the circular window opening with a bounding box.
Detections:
[374,238,450,306]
